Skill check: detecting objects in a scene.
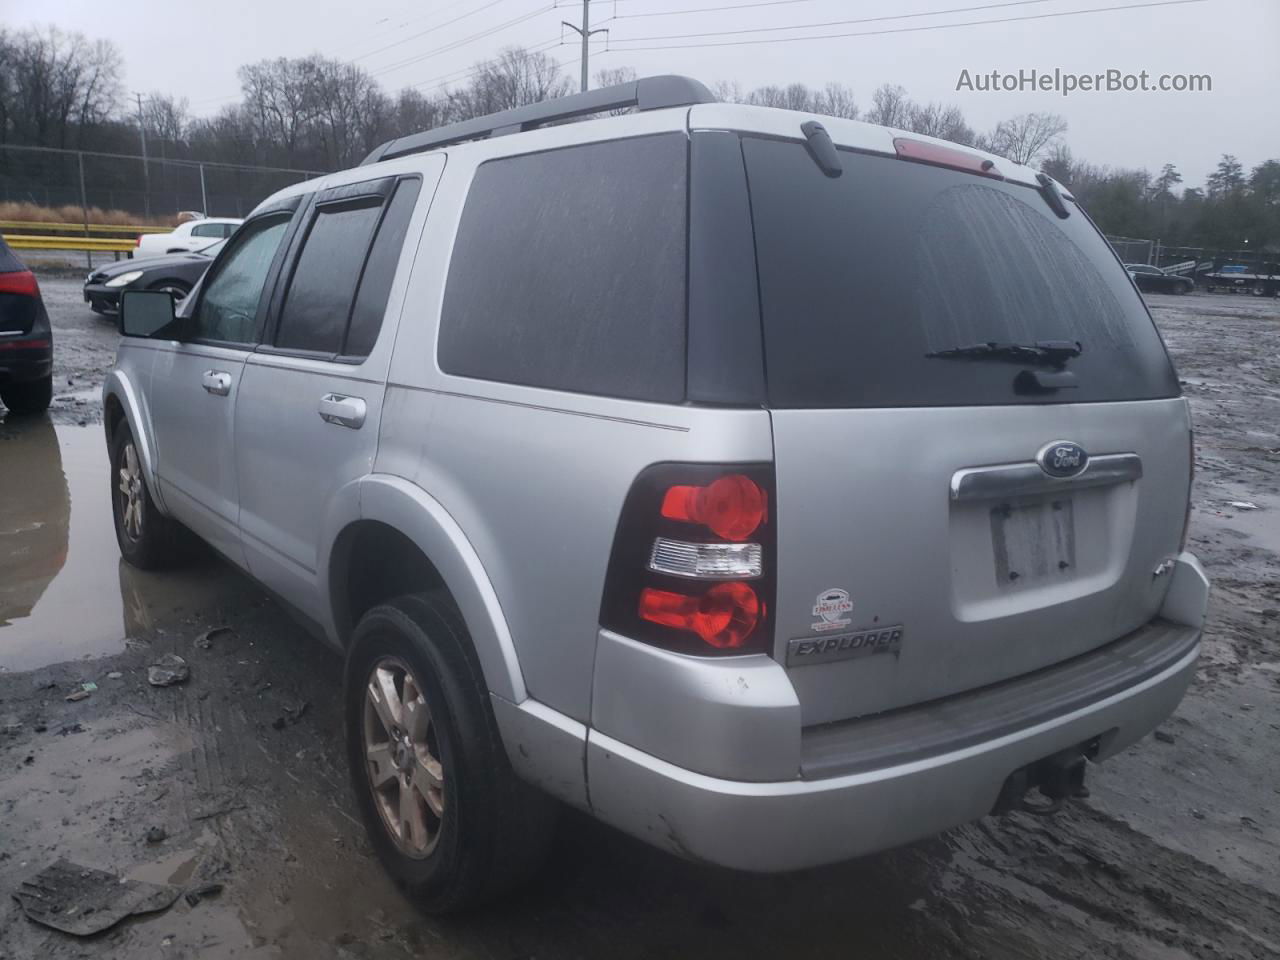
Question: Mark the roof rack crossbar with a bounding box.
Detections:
[360,75,716,166]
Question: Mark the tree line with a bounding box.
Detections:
[1,24,1275,252]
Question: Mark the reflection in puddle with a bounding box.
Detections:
[0,418,253,672]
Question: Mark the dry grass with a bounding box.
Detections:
[0,201,179,227]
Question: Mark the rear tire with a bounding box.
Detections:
[0,375,52,415]
[345,592,556,913]
[110,422,191,569]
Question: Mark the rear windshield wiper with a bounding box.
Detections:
[925,340,1083,367]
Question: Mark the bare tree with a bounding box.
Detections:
[985,112,1068,166]
[445,47,571,121]
[865,84,910,129]
[711,79,744,103]
[0,26,121,148]
[904,101,974,145]
[815,82,858,120]
[143,92,190,152]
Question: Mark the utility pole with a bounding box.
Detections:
[134,92,151,216]
[562,0,608,93]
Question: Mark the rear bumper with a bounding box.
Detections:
[0,339,52,385]
[578,552,1208,872]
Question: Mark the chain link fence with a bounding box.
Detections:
[0,143,325,223]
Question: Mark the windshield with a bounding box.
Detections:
[742,138,1180,408]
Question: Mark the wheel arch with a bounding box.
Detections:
[102,369,167,515]
[327,474,527,703]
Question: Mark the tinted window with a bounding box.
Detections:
[193,215,290,344]
[439,134,687,403]
[344,178,422,357]
[742,139,1179,407]
[191,223,223,237]
[275,199,383,353]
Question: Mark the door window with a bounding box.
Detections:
[191,223,224,238]
[192,215,291,345]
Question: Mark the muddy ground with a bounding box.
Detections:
[1,280,1278,959]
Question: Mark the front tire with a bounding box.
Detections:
[110,422,190,569]
[0,375,52,415]
[345,593,555,913]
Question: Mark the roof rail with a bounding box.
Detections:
[360,75,716,166]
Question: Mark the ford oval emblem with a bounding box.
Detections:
[1037,440,1089,479]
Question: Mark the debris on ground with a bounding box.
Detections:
[57,723,83,736]
[13,859,180,936]
[106,671,122,679]
[1154,729,1176,744]
[147,654,190,687]
[145,826,167,844]
[195,626,233,650]
[63,688,91,702]
[1226,501,1259,510]
[183,882,224,907]
[272,700,310,731]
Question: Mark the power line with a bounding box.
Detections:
[607,0,1208,50]
[353,0,515,63]
[336,0,484,57]
[370,3,558,77]
[615,0,1057,27]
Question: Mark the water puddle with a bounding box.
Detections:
[0,418,251,672]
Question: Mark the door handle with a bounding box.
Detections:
[201,370,232,396]
[319,393,367,429]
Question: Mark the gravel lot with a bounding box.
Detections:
[2,278,1278,959]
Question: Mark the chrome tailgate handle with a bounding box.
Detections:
[951,453,1142,502]
[319,393,367,429]
[201,370,232,396]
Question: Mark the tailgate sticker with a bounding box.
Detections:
[787,626,904,667]
[811,588,854,632]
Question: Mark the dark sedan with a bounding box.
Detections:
[83,239,225,315]
[0,237,53,415]
[1126,263,1194,295]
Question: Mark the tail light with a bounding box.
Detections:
[1180,426,1195,551]
[136,234,144,247]
[600,463,775,656]
[894,137,1002,179]
[0,270,39,297]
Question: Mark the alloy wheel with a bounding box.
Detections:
[363,656,446,858]
[118,441,145,541]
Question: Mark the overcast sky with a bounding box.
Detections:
[7,0,1278,185]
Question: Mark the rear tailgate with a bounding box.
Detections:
[740,135,1189,727]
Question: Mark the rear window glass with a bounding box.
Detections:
[742,138,1179,408]
[438,134,687,403]
[276,198,383,354]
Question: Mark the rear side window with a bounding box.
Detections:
[191,223,223,238]
[275,199,383,353]
[439,134,687,403]
[742,139,1180,407]
[345,178,422,357]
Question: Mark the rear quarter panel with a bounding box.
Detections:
[379,115,774,723]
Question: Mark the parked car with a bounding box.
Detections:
[104,76,1209,913]
[0,236,53,415]
[84,239,225,315]
[134,218,241,258]
[1126,263,1194,295]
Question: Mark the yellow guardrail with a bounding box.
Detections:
[3,234,138,252]
[0,220,170,234]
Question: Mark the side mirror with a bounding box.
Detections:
[119,289,179,339]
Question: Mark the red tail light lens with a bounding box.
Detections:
[136,234,144,246]
[600,462,775,656]
[639,582,761,649]
[894,137,1002,178]
[661,474,767,541]
[0,270,39,297]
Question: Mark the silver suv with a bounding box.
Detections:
[103,76,1209,912]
